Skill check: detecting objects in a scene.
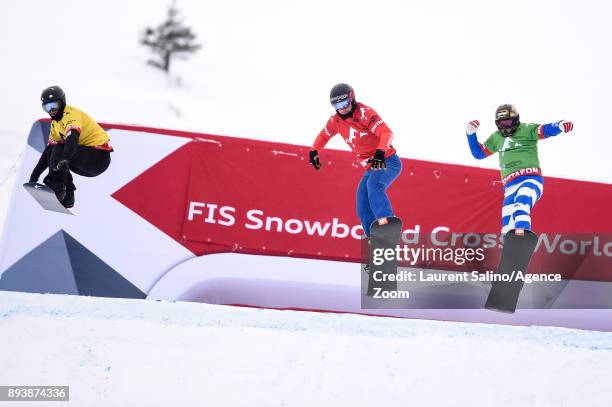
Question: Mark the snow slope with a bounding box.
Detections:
[1,291,612,407]
[1,0,611,232]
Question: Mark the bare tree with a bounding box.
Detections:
[141,1,201,74]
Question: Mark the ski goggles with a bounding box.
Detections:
[331,96,350,110]
[495,118,518,129]
[42,101,60,113]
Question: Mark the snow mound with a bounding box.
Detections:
[1,291,611,406]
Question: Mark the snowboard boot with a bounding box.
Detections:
[61,183,76,208]
[43,176,66,202]
[361,234,371,274]
[362,263,371,274]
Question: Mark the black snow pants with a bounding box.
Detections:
[30,144,111,192]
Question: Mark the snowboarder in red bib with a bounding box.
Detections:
[309,83,402,237]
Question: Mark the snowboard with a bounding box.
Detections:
[367,216,403,297]
[485,229,537,313]
[23,182,73,215]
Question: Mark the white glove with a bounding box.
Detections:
[466,120,480,135]
[557,120,574,133]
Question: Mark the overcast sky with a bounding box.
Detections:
[2,0,610,183]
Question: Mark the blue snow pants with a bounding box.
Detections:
[356,154,402,237]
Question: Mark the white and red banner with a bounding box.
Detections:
[111,124,612,281]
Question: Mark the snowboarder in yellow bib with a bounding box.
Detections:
[30,86,114,208]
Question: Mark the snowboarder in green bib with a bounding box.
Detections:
[465,104,574,234]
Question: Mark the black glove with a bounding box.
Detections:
[54,159,70,172]
[369,149,386,170]
[309,150,321,170]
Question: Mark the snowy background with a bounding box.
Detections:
[1,1,612,405]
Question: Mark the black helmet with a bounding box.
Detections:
[41,86,66,117]
[330,83,355,111]
[495,104,520,136]
[41,86,66,105]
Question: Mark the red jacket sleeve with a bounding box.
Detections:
[313,116,336,150]
[361,108,394,151]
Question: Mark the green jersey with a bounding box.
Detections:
[483,123,542,182]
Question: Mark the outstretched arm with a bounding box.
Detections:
[312,129,331,151]
[537,121,574,139]
[312,116,336,151]
[465,120,493,160]
[309,119,336,170]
